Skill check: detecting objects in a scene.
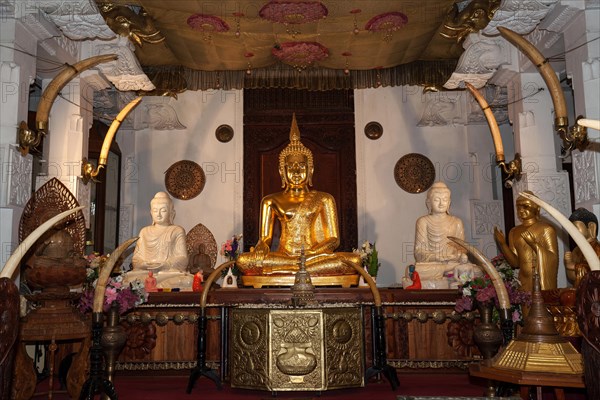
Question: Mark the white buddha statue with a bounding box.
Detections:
[408,181,481,289]
[125,192,193,290]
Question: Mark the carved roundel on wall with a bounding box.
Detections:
[164,160,205,200]
[364,121,383,140]
[215,124,234,143]
[394,153,436,194]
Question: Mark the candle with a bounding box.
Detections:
[577,118,600,131]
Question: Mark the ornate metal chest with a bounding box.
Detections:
[229,307,364,391]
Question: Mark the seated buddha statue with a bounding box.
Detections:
[411,181,481,289]
[125,191,192,290]
[236,115,361,287]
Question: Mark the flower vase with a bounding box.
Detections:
[473,301,503,360]
[473,301,503,397]
[101,302,127,386]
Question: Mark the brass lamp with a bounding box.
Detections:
[465,82,522,186]
[81,97,142,184]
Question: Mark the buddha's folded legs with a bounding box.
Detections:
[238,251,360,276]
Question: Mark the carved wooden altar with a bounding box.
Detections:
[116,288,481,376]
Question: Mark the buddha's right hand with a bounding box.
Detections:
[493,227,506,246]
[253,240,270,264]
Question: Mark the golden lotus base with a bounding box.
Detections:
[241,274,359,288]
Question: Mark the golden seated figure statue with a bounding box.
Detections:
[237,115,360,288]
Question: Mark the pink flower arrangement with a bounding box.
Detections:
[220,234,242,261]
[259,1,328,24]
[272,41,329,70]
[455,254,530,323]
[78,253,148,315]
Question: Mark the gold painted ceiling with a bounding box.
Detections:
[97,1,497,90]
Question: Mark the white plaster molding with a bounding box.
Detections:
[91,37,155,92]
[39,0,116,40]
[572,150,598,204]
[8,145,32,207]
[518,111,536,128]
[76,176,91,228]
[444,33,508,89]
[517,28,562,71]
[583,58,600,81]
[0,1,15,18]
[512,170,571,219]
[488,68,518,87]
[471,200,504,237]
[20,11,60,44]
[0,145,32,207]
[467,85,510,125]
[134,97,186,131]
[119,204,134,243]
[539,4,582,33]
[483,0,560,36]
[417,92,465,126]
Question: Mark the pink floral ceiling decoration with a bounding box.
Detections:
[272,41,329,71]
[365,12,408,42]
[259,1,328,24]
[187,14,230,40]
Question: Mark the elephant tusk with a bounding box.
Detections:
[98,97,142,167]
[447,236,511,312]
[36,54,118,134]
[497,27,568,133]
[518,192,599,271]
[465,82,504,163]
[1,206,85,279]
[82,97,143,184]
[93,237,139,313]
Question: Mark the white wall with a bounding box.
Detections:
[122,90,243,264]
[121,86,511,286]
[355,86,509,285]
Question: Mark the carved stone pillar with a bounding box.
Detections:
[0,2,38,274]
[560,5,599,219]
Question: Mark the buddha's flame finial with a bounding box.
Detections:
[278,113,314,187]
[290,113,301,143]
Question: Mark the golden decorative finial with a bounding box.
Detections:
[278,113,314,187]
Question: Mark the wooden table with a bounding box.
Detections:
[469,361,585,400]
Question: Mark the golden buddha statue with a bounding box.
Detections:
[494,191,559,292]
[564,208,600,286]
[237,115,360,287]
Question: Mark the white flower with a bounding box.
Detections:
[462,287,472,297]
